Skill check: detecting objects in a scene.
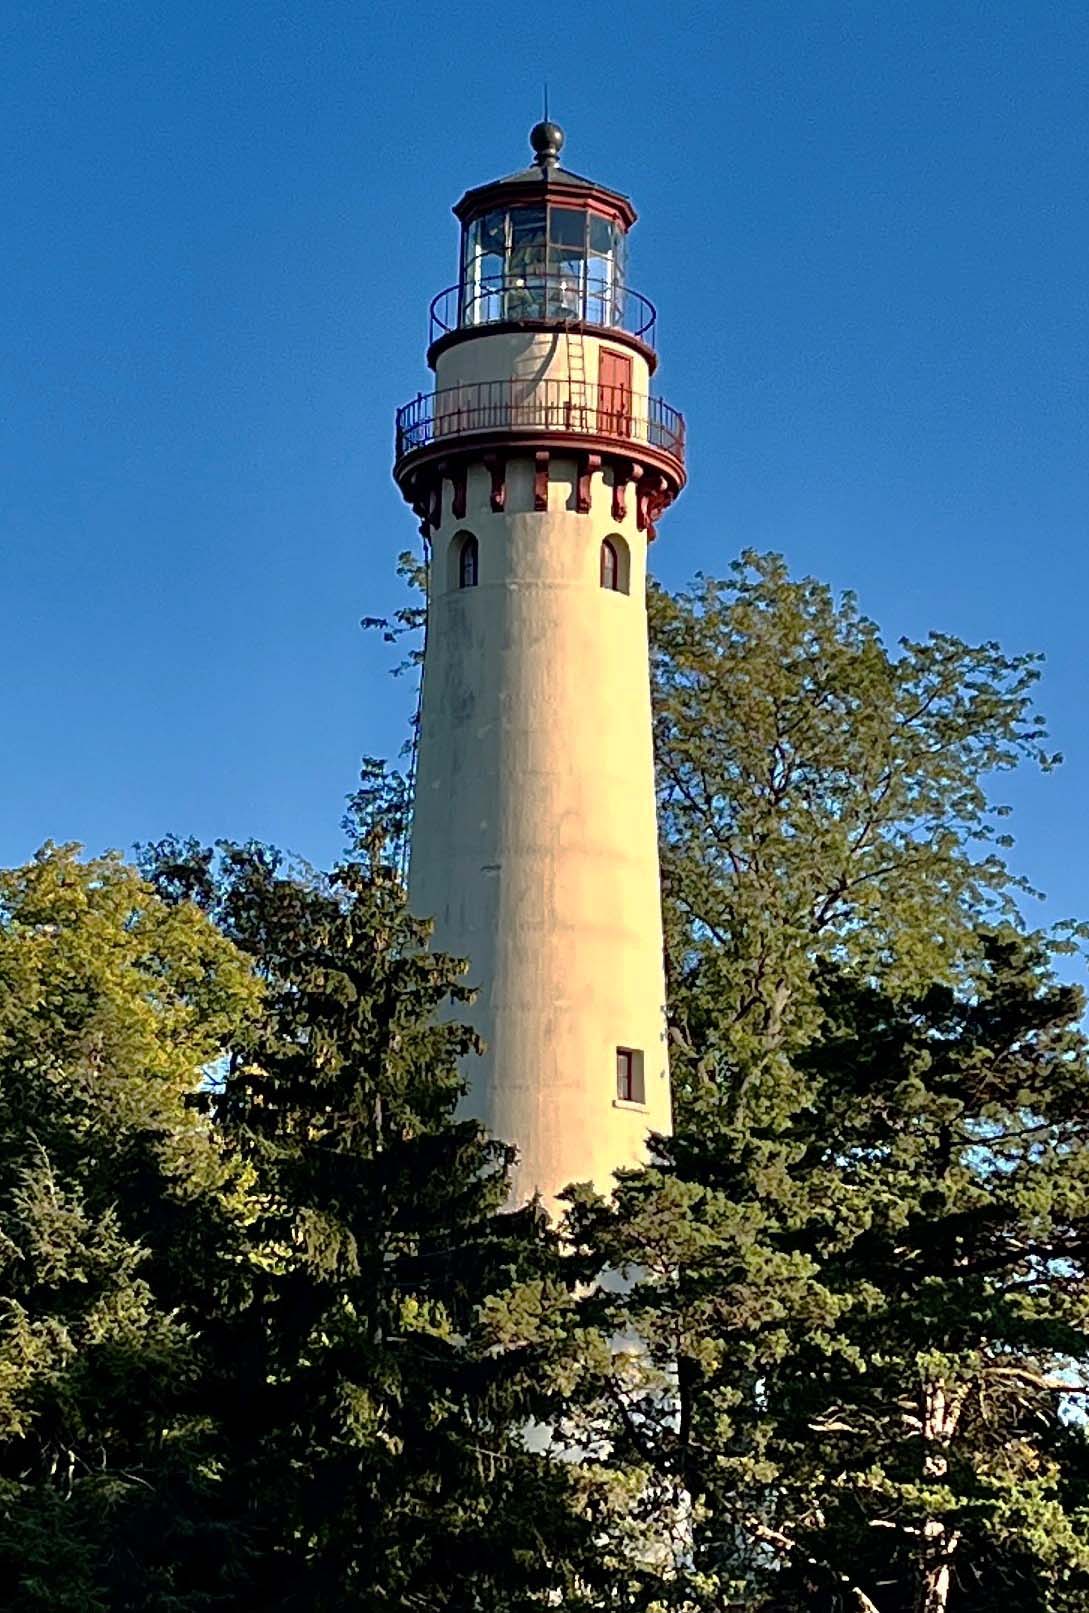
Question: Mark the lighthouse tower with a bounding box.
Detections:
[393,124,685,1207]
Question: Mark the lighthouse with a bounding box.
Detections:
[393,124,685,1207]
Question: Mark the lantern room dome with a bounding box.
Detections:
[452,122,637,230]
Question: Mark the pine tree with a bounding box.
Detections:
[0,835,601,1608]
[551,935,1089,1612]
[141,826,604,1610]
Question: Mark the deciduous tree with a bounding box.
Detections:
[0,844,260,1610]
[650,552,1058,1122]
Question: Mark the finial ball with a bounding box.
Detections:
[529,120,565,165]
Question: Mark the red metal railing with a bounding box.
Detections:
[395,378,685,468]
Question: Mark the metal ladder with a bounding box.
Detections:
[563,321,589,433]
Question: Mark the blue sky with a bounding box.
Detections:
[3,1,1087,942]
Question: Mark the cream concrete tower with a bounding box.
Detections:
[393,123,685,1208]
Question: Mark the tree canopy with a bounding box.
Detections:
[3,550,1087,1612]
[140,833,599,1611]
[651,552,1060,1122]
[0,845,260,1609]
[0,838,600,1608]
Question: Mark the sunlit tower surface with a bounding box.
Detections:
[393,124,686,1208]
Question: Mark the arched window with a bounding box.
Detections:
[455,532,478,589]
[600,536,631,594]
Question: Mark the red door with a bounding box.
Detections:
[598,349,632,438]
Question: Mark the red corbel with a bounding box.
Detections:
[577,452,602,515]
[534,450,550,512]
[643,471,670,542]
[612,458,643,523]
[409,474,431,537]
[451,465,467,521]
[485,452,506,512]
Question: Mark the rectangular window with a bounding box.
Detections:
[616,1047,645,1105]
[589,213,615,255]
[549,206,588,249]
[510,207,546,272]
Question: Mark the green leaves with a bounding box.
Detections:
[651,552,1058,1132]
[0,838,600,1608]
[0,844,262,1610]
[134,832,601,1610]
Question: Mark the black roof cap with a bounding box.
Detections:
[453,123,637,229]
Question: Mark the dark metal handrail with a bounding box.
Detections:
[428,275,658,346]
[395,378,685,467]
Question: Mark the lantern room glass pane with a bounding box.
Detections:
[547,207,587,318]
[462,209,507,326]
[509,207,546,272]
[550,207,587,247]
[506,207,546,319]
[480,210,506,254]
[458,203,630,331]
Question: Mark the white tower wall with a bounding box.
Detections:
[409,455,670,1208]
[434,328,653,394]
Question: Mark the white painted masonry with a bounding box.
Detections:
[408,457,670,1208]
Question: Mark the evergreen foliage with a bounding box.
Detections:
[540,938,1089,1612]
[138,828,600,1610]
[0,834,598,1608]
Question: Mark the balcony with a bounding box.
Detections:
[394,378,685,480]
[428,274,658,350]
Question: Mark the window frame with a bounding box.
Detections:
[615,1047,646,1106]
[599,534,630,596]
[457,532,479,589]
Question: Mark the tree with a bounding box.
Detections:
[754,935,1089,1613]
[484,553,1089,1612]
[6,548,1080,1609]
[0,833,601,1609]
[650,552,1059,1124]
[140,826,604,1610]
[545,933,1089,1612]
[0,844,260,1610]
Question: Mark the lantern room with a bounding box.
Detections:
[427,121,657,348]
[459,199,629,329]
